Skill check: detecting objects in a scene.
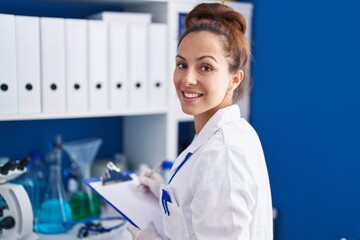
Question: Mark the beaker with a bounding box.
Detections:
[62,138,102,221]
[35,164,72,233]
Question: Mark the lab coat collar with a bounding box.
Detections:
[189,104,240,153]
[171,105,241,175]
[189,104,241,153]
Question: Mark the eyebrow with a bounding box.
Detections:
[176,54,218,63]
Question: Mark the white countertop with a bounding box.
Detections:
[37,205,132,240]
[38,224,132,240]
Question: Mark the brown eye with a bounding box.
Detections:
[176,63,187,69]
[201,65,212,72]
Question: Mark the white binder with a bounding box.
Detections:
[15,15,41,114]
[65,19,88,112]
[0,14,17,115]
[128,23,148,108]
[149,24,167,108]
[88,20,109,111]
[108,22,128,111]
[40,17,66,113]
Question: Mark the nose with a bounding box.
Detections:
[181,69,197,86]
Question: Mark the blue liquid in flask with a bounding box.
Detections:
[35,199,72,233]
[35,141,73,234]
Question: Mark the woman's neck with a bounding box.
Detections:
[193,97,233,134]
[193,106,222,134]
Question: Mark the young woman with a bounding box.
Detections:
[128,3,273,239]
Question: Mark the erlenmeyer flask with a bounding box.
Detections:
[35,136,72,233]
[62,138,102,220]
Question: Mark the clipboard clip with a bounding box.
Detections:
[101,161,132,185]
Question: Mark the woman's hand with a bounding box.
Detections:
[127,223,162,240]
[138,168,165,199]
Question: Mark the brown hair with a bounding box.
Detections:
[178,3,251,100]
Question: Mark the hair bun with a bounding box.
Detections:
[185,3,247,35]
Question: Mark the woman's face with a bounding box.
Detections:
[174,31,237,118]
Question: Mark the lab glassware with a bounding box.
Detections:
[35,137,72,234]
[11,151,46,219]
[62,138,102,221]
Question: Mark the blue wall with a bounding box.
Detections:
[0,117,123,160]
[0,0,124,18]
[247,0,360,239]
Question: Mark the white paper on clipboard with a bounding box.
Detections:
[84,174,164,237]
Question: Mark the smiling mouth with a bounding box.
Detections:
[183,91,203,99]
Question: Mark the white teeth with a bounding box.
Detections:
[184,92,201,98]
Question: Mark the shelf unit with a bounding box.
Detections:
[0,0,253,170]
[0,108,167,121]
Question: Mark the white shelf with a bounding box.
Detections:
[0,108,168,121]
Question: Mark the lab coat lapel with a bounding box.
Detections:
[171,105,241,172]
[190,105,241,153]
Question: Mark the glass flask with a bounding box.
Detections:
[11,151,47,218]
[34,136,73,234]
[62,138,102,221]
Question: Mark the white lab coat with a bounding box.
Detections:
[159,105,273,240]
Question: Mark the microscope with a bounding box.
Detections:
[0,157,38,240]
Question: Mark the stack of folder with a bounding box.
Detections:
[0,12,167,116]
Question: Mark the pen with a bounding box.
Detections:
[146,160,163,178]
[137,159,164,191]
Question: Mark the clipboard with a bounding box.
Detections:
[84,173,165,237]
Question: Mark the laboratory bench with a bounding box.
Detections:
[37,205,132,240]
[37,225,132,240]
[38,224,132,240]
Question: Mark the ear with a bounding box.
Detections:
[227,70,244,94]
